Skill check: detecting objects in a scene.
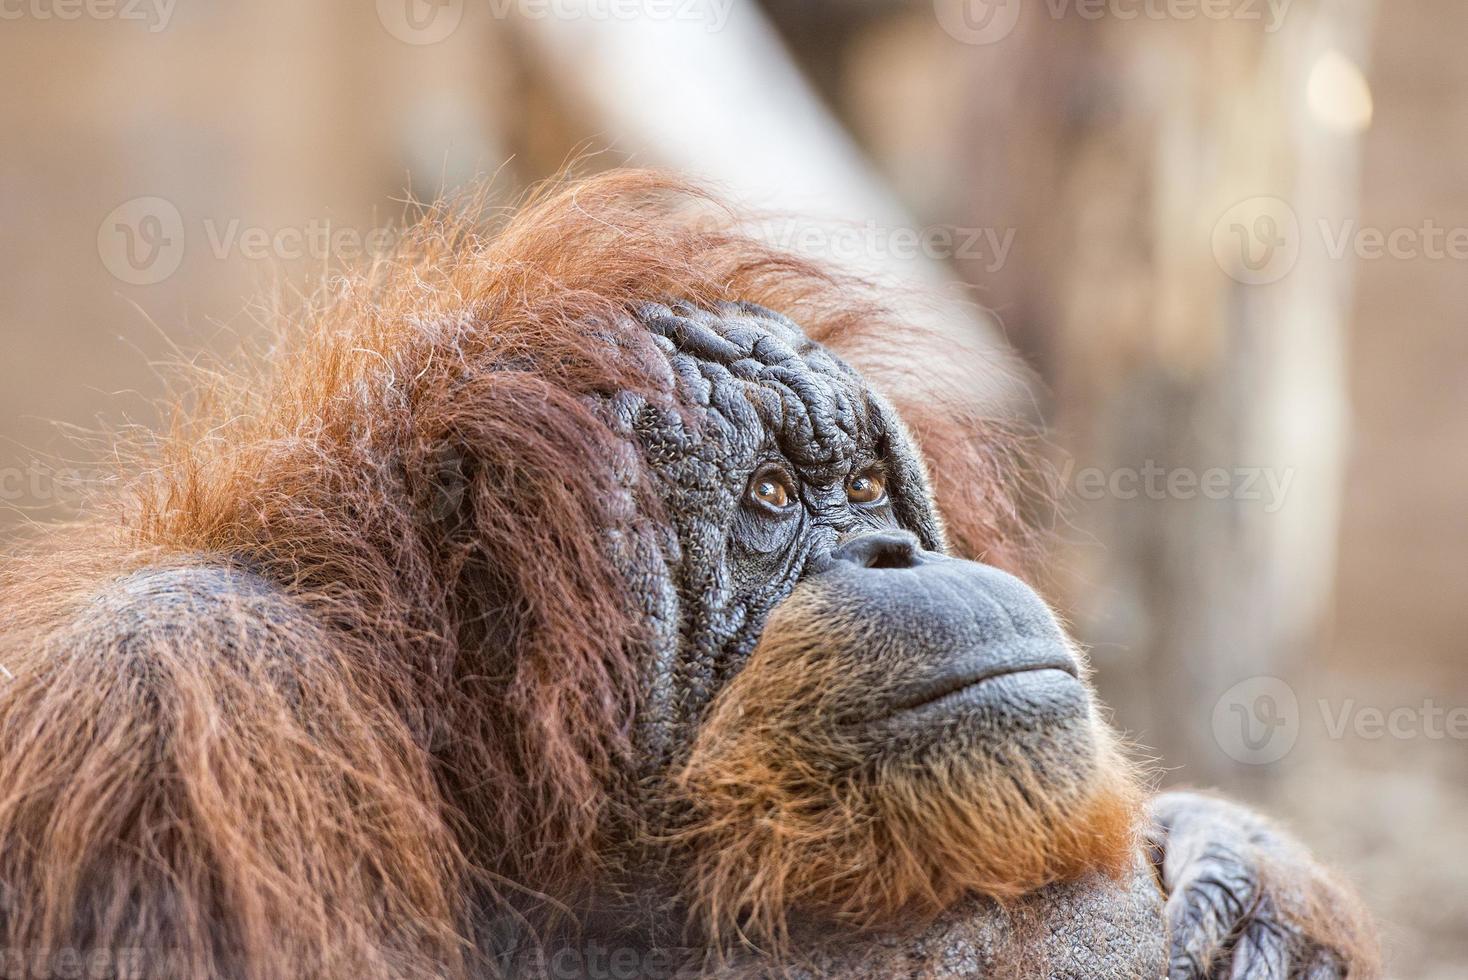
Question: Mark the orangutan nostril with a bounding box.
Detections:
[830,531,923,570]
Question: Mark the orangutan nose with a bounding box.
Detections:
[829,530,932,570]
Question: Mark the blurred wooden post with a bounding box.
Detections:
[948,0,1376,786]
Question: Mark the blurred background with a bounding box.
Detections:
[0,1,1462,974]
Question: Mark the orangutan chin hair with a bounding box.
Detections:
[673,590,1144,953]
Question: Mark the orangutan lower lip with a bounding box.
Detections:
[873,650,1081,725]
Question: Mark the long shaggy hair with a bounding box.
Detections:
[0,172,1041,977]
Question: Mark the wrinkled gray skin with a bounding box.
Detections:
[554,301,1352,979]
[596,300,948,772]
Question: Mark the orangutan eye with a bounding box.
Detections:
[846,468,887,506]
[745,467,795,512]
